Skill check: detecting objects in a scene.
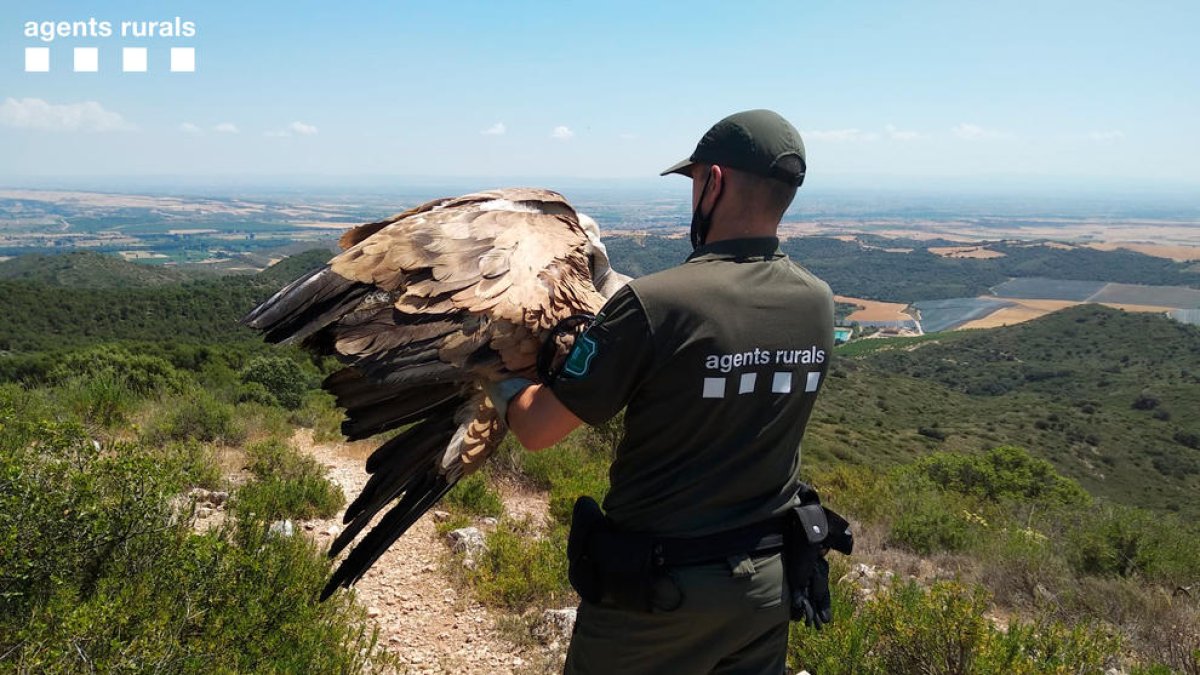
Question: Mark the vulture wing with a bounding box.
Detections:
[242,188,607,599]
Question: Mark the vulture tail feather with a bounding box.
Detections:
[321,473,454,601]
[340,389,465,441]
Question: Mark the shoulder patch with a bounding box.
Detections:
[563,334,599,378]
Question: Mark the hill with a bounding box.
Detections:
[804,305,1200,517]
[605,235,1200,302]
[0,249,332,353]
[0,251,193,286]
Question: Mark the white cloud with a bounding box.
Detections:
[265,121,319,138]
[179,122,202,134]
[551,125,574,141]
[0,97,133,132]
[885,124,922,141]
[804,128,879,142]
[214,122,239,134]
[952,122,1010,140]
[1087,130,1125,141]
[288,121,318,136]
[481,122,506,136]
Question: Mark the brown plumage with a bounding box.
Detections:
[241,188,628,599]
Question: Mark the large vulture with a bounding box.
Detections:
[242,188,630,599]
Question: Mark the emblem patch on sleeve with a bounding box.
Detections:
[563,334,599,378]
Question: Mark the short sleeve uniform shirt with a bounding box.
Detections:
[551,237,834,537]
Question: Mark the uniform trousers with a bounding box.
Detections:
[563,551,790,675]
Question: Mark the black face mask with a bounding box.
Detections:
[689,169,720,250]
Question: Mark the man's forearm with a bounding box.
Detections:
[505,383,583,451]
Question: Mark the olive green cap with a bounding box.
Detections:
[660,109,807,187]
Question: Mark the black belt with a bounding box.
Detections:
[652,517,788,568]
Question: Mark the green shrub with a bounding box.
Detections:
[146,392,245,445]
[52,371,141,427]
[237,380,279,407]
[789,580,1117,675]
[235,438,345,521]
[162,439,224,490]
[1065,504,1200,584]
[910,445,1090,507]
[235,475,344,522]
[467,519,572,609]
[239,355,314,410]
[0,406,388,673]
[48,345,187,396]
[445,471,505,518]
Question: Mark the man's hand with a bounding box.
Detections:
[483,378,534,425]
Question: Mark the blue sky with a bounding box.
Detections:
[2,0,1198,191]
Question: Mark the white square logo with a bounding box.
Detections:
[805,372,821,393]
[123,47,148,72]
[771,372,792,394]
[25,47,50,72]
[74,47,99,72]
[170,47,195,72]
[738,373,757,395]
[702,377,726,399]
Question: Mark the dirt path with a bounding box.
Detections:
[292,430,550,674]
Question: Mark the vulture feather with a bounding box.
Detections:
[241,188,630,599]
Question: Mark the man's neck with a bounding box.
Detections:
[704,218,780,244]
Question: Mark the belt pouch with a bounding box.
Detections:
[786,502,829,620]
[567,496,606,604]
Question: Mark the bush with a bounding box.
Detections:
[466,519,572,609]
[1065,504,1200,584]
[239,355,313,410]
[888,493,979,554]
[910,446,1090,507]
[445,471,504,518]
[146,392,245,445]
[52,370,141,427]
[235,475,344,522]
[0,406,388,673]
[235,438,345,521]
[48,345,187,396]
[789,580,1118,674]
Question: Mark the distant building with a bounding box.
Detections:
[833,326,854,344]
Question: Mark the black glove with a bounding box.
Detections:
[792,555,833,629]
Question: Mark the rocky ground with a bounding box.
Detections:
[291,430,566,675]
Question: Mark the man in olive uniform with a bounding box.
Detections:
[490,109,834,674]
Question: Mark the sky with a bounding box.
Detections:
[1,1,1198,193]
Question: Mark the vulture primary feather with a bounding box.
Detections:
[241,188,629,599]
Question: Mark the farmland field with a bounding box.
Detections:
[991,277,1107,301]
[913,297,1013,332]
[1089,282,1200,308]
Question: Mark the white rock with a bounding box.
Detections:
[196,506,214,519]
[480,516,498,526]
[366,606,381,618]
[268,519,295,538]
[447,527,487,557]
[208,491,229,506]
[324,525,341,537]
[431,510,451,522]
[532,607,577,644]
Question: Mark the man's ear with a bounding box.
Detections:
[704,165,724,211]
